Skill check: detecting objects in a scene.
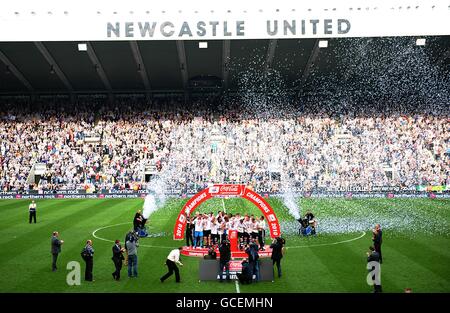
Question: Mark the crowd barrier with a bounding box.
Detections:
[0,190,448,199]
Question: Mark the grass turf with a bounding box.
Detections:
[0,197,449,293]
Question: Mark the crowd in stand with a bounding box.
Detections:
[0,96,448,193]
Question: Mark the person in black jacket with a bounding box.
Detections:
[373,224,383,264]
[305,210,314,222]
[367,246,382,293]
[270,236,284,278]
[111,239,125,280]
[204,246,217,259]
[51,231,64,272]
[186,216,194,247]
[237,259,252,284]
[218,240,231,282]
[245,240,260,281]
[133,210,143,232]
[81,240,95,282]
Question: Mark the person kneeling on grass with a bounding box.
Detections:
[204,246,217,260]
[237,259,252,284]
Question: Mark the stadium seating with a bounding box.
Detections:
[0,97,448,193]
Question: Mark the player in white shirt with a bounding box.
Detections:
[216,211,224,220]
[251,218,259,240]
[236,219,245,250]
[210,216,219,246]
[243,216,251,245]
[221,216,229,242]
[28,200,37,224]
[216,217,224,243]
[203,214,212,247]
[226,219,233,238]
[229,216,237,231]
[193,215,205,248]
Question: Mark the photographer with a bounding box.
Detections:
[133,210,143,232]
[297,218,307,235]
[124,229,138,265]
[305,210,314,223]
[246,239,260,282]
[204,245,217,260]
[236,259,252,284]
[270,237,284,279]
[126,234,139,278]
[218,240,231,282]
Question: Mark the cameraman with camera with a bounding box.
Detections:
[218,240,231,282]
[245,239,260,282]
[126,233,139,278]
[236,258,252,284]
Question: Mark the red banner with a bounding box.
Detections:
[173,190,213,240]
[173,184,281,240]
[243,189,281,238]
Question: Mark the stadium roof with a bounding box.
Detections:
[0,37,448,95]
[0,0,449,96]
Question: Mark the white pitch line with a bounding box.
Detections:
[235,280,240,293]
[93,224,366,250]
[222,198,226,213]
[286,231,366,249]
[92,222,174,249]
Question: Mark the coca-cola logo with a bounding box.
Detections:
[219,185,239,192]
[228,261,243,271]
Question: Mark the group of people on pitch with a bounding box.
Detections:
[211,235,286,285]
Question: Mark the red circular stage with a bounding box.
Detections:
[181,245,273,259]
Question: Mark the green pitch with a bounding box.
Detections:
[0,197,449,293]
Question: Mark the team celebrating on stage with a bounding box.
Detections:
[186,211,267,251]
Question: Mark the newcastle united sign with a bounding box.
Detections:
[0,0,448,41]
